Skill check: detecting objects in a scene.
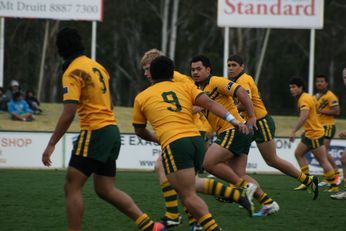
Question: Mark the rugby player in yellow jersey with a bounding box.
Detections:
[133,56,254,231]
[314,74,340,189]
[289,77,338,195]
[191,55,279,217]
[331,67,346,200]
[140,49,256,230]
[227,55,319,198]
[41,28,165,231]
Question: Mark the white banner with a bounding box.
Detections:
[0,132,344,175]
[217,0,324,29]
[64,133,162,170]
[0,132,63,168]
[0,0,103,21]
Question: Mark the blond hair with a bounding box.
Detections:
[140,48,164,66]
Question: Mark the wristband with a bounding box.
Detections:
[224,112,235,123]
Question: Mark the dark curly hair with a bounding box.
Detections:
[56,27,85,60]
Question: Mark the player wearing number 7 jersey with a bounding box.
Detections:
[41,28,165,231]
[133,56,254,231]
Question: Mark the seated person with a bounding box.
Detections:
[5,80,24,99]
[25,89,42,114]
[0,87,8,111]
[7,92,34,121]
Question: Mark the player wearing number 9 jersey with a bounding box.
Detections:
[41,28,165,231]
[133,56,253,230]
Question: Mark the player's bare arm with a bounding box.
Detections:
[289,109,309,142]
[134,127,159,144]
[42,103,76,166]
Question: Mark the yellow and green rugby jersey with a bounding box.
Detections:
[232,73,267,119]
[297,92,324,139]
[133,80,202,149]
[315,90,339,125]
[172,71,206,132]
[198,113,213,133]
[62,55,116,130]
[200,76,244,135]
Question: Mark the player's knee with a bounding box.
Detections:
[154,159,163,173]
[95,187,110,201]
[202,160,214,172]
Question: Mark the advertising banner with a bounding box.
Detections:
[217,0,324,29]
[0,0,103,21]
[0,132,63,168]
[1,131,344,176]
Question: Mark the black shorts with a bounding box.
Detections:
[69,154,116,177]
[69,125,120,177]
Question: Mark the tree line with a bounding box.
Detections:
[3,0,346,116]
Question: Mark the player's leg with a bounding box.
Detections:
[324,136,340,184]
[258,140,313,187]
[227,154,279,216]
[195,176,255,216]
[167,168,221,230]
[93,173,161,230]
[64,165,89,231]
[294,142,310,175]
[91,125,164,231]
[155,156,181,227]
[331,149,346,199]
[203,143,242,183]
[342,150,346,189]
[292,141,314,191]
[163,137,221,230]
[203,129,249,186]
[311,145,338,191]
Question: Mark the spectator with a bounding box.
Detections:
[5,80,24,100]
[0,87,9,111]
[25,89,42,114]
[7,91,34,121]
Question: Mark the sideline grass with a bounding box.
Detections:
[1,103,346,136]
[0,169,345,231]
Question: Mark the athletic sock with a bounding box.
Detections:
[135,213,154,231]
[184,207,198,225]
[203,178,240,202]
[256,192,273,206]
[325,169,337,187]
[300,165,309,176]
[198,213,220,231]
[160,180,180,219]
[235,178,248,188]
[297,172,312,185]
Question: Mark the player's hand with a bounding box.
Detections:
[289,131,296,142]
[246,116,257,131]
[232,120,249,134]
[42,144,55,167]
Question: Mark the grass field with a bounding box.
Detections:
[1,103,346,136]
[0,169,345,231]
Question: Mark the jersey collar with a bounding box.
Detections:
[230,71,245,82]
[62,51,85,71]
[199,75,212,90]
